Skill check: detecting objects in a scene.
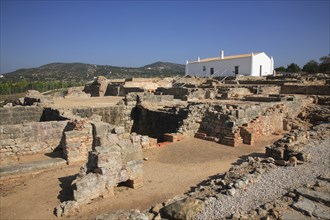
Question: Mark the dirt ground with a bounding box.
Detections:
[0,136,280,220]
[49,96,123,108]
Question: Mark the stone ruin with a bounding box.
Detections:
[0,73,329,218]
[56,120,144,216]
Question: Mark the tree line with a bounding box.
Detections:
[275,55,330,73]
[0,80,83,95]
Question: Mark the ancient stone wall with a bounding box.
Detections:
[178,97,313,146]
[258,85,281,95]
[156,87,189,100]
[0,106,44,125]
[63,123,93,165]
[0,121,68,165]
[56,122,145,216]
[83,76,109,97]
[280,85,330,95]
[131,106,187,141]
[56,105,133,132]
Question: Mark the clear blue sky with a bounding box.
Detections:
[1,0,329,73]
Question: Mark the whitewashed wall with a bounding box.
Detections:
[186,52,274,77]
[186,57,252,77]
[251,53,273,76]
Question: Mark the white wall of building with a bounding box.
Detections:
[251,52,273,76]
[186,57,252,77]
[186,52,274,77]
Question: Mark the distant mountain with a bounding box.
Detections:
[1,61,185,82]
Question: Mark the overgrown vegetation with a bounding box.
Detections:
[275,55,330,73]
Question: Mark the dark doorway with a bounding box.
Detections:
[210,67,214,75]
[131,105,188,142]
[234,66,239,75]
[259,65,262,76]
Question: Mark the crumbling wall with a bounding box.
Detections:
[156,87,189,100]
[265,129,310,162]
[156,87,208,101]
[258,85,280,95]
[55,105,133,132]
[124,92,182,141]
[0,106,44,125]
[131,106,187,141]
[178,97,313,147]
[56,122,145,216]
[0,121,67,165]
[63,121,93,165]
[83,76,109,97]
[280,85,330,95]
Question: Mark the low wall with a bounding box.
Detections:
[280,85,330,95]
[56,121,145,216]
[156,87,189,100]
[0,121,68,165]
[0,106,44,125]
[57,105,133,132]
[179,96,313,146]
[83,76,109,97]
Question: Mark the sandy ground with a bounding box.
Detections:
[0,136,280,220]
[49,96,124,108]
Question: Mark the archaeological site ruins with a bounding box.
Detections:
[0,73,329,220]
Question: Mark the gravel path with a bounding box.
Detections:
[196,129,330,219]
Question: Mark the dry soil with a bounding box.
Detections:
[0,136,280,220]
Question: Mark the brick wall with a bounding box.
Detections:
[63,124,93,165]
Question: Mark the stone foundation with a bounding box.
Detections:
[178,96,313,147]
[0,106,44,125]
[63,122,93,165]
[56,121,145,216]
[281,85,330,95]
[0,121,67,165]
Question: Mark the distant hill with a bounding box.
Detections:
[1,61,185,83]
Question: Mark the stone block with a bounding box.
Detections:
[74,173,107,205]
[125,176,143,189]
[292,197,330,219]
[265,146,285,160]
[237,109,245,119]
[114,126,125,134]
[160,197,205,220]
[97,150,122,169]
[122,149,143,163]
[295,188,330,204]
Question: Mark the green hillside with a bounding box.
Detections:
[1,61,185,83]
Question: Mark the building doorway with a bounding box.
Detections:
[234,66,239,75]
[259,65,262,76]
[210,67,214,75]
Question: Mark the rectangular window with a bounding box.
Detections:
[234,66,239,75]
[259,65,262,76]
[210,67,214,75]
[203,66,206,71]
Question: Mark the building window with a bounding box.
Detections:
[259,65,262,76]
[203,66,206,71]
[234,66,239,75]
[210,67,214,75]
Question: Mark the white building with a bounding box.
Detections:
[185,50,274,77]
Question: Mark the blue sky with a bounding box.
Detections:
[0,0,329,73]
